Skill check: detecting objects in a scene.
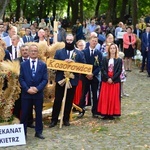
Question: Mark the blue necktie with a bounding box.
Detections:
[31,60,36,77]
[24,58,27,62]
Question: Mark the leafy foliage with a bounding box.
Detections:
[1,0,150,25]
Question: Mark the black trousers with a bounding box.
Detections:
[79,76,99,115]
[21,98,43,135]
[141,50,148,71]
[51,83,76,122]
[13,94,33,126]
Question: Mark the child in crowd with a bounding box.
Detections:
[119,51,129,97]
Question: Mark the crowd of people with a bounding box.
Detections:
[0,14,150,140]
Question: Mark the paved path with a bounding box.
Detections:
[1,65,150,150]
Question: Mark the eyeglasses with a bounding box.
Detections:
[29,50,38,53]
[66,39,73,42]
[78,45,84,46]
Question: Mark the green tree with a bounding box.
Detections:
[0,0,10,19]
[2,0,150,25]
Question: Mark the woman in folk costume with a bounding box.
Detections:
[73,40,86,106]
[97,43,122,120]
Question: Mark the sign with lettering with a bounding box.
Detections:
[117,32,126,39]
[0,124,26,147]
[47,58,93,74]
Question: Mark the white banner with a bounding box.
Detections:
[117,32,126,39]
[0,124,26,147]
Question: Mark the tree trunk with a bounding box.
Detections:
[0,0,10,19]
[15,0,21,21]
[105,0,117,24]
[95,0,101,17]
[67,1,70,19]
[119,0,128,23]
[23,0,27,15]
[38,0,44,19]
[131,0,138,27]
[70,0,79,25]
[52,0,57,20]
[79,0,83,23]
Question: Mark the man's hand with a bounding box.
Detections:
[31,86,38,93]
[65,59,74,62]
[86,74,93,80]
[27,87,38,94]
[27,88,36,94]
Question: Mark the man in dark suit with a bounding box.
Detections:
[141,26,150,73]
[19,44,48,139]
[13,45,29,119]
[133,24,143,40]
[22,28,34,43]
[13,45,34,128]
[30,28,38,41]
[49,34,85,128]
[78,36,103,118]
[7,35,21,60]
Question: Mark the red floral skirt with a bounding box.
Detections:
[73,80,82,105]
[97,72,121,116]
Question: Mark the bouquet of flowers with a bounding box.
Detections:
[71,52,77,61]
[94,55,99,66]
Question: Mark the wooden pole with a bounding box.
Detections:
[53,19,58,43]
[59,80,69,128]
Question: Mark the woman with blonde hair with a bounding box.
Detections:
[97,43,122,120]
[101,33,114,57]
[73,39,86,106]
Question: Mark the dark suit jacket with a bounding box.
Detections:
[4,50,11,61]
[19,59,48,99]
[133,29,142,39]
[82,48,103,77]
[22,35,34,43]
[7,46,13,60]
[7,45,13,54]
[101,57,122,83]
[141,32,150,52]
[54,48,85,86]
[30,33,39,41]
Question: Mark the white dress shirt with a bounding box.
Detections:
[30,58,38,71]
[89,47,95,55]
[67,50,74,59]
[11,45,20,60]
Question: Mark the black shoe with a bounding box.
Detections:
[147,75,150,77]
[108,116,115,120]
[77,109,85,118]
[139,70,143,73]
[35,133,45,139]
[27,124,35,128]
[92,114,99,118]
[49,121,57,128]
[63,121,70,126]
[101,116,109,120]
